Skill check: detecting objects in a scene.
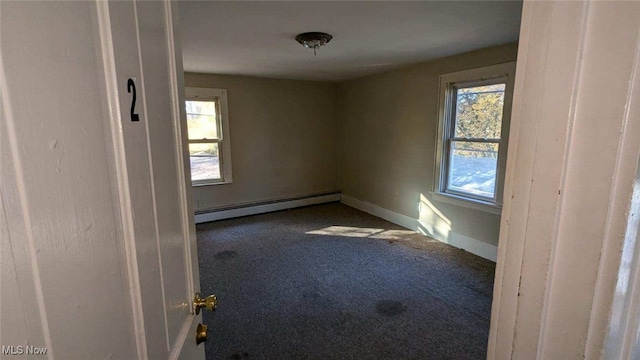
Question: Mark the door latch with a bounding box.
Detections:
[196,323,208,345]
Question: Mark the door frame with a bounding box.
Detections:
[488,0,640,358]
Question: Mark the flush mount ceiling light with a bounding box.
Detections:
[295,32,333,56]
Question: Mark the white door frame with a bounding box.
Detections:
[488,1,640,358]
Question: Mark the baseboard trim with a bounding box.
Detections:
[195,193,341,224]
[340,194,498,262]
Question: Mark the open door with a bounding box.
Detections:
[1,1,206,358]
[98,1,207,358]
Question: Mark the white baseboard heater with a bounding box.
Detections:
[194,192,341,224]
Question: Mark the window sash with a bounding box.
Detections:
[185,87,232,186]
[434,62,516,211]
[448,137,501,143]
[186,98,222,141]
[444,139,500,202]
[448,82,506,142]
[189,139,224,183]
[442,78,507,203]
[188,139,222,145]
[188,138,222,144]
[186,97,225,184]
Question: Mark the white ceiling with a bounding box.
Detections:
[179,1,522,82]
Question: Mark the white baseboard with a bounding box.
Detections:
[340,194,498,262]
[195,193,341,224]
[340,194,417,230]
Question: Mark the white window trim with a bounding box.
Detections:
[185,87,232,186]
[433,62,516,214]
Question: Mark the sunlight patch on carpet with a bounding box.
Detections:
[306,226,416,240]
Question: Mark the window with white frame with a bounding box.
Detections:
[434,62,516,212]
[185,87,232,186]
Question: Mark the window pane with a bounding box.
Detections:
[448,141,498,199]
[189,143,220,181]
[454,84,505,139]
[186,100,219,140]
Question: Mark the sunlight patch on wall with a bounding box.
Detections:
[418,194,452,240]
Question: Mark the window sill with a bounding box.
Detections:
[430,191,502,215]
[192,180,232,187]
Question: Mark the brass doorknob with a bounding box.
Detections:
[193,292,217,314]
[196,323,208,345]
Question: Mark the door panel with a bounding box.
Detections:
[1,1,203,358]
[103,1,170,357]
[103,0,203,357]
[135,0,193,352]
[177,314,206,360]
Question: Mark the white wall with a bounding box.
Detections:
[185,44,517,253]
[184,73,339,212]
[186,45,518,254]
[337,43,518,247]
[1,2,138,357]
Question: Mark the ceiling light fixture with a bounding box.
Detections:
[295,32,333,56]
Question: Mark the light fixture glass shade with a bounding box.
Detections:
[295,32,333,55]
[301,39,324,49]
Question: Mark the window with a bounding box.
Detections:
[185,87,232,186]
[434,62,516,213]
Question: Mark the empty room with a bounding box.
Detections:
[181,2,520,358]
[4,1,640,359]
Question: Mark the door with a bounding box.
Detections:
[1,1,205,359]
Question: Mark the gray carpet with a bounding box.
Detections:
[197,203,495,360]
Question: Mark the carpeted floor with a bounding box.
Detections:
[197,203,495,360]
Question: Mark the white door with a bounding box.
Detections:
[1,1,206,359]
